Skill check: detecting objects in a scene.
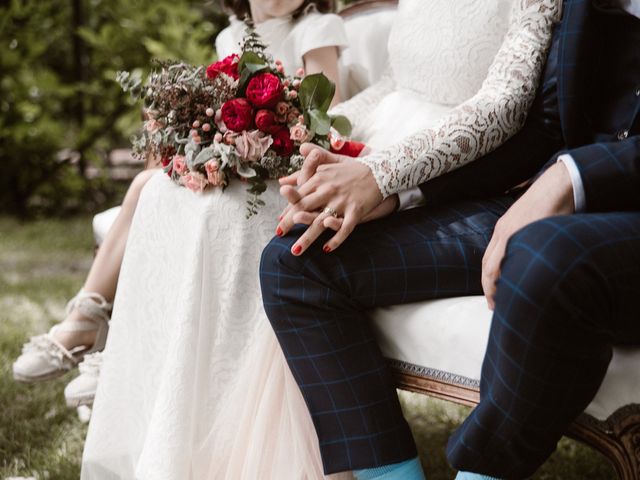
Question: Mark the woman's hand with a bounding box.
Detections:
[276,144,388,255]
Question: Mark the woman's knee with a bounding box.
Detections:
[260,229,307,286]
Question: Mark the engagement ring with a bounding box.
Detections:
[323,207,338,218]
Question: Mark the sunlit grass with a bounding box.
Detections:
[0,216,92,480]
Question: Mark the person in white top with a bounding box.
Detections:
[217,1,348,104]
[79,2,351,479]
[12,0,347,409]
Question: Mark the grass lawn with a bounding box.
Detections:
[0,215,616,479]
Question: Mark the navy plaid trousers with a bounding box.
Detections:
[447,211,640,478]
[259,197,514,474]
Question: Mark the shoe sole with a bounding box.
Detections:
[13,368,70,384]
[65,395,95,408]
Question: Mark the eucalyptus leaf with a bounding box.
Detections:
[238,51,267,72]
[308,109,331,136]
[193,146,216,166]
[298,73,335,113]
[330,115,352,137]
[237,163,257,178]
[238,51,269,90]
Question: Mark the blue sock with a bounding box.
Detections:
[353,456,425,480]
[455,471,502,480]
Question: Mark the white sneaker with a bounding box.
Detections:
[65,351,102,408]
[13,291,112,383]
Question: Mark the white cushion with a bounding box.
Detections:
[340,7,397,99]
[371,296,640,421]
[92,206,121,246]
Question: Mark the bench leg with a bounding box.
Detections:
[568,406,640,480]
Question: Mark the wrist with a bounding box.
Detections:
[547,162,575,214]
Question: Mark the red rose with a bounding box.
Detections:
[161,156,173,176]
[255,109,281,134]
[206,54,240,80]
[246,73,284,108]
[330,140,366,158]
[271,127,294,157]
[221,98,254,132]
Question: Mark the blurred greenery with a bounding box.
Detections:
[0,0,228,217]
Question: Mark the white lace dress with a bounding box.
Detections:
[81,1,559,479]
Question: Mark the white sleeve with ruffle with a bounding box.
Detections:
[291,13,349,60]
[357,0,561,198]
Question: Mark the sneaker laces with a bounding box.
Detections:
[22,333,76,368]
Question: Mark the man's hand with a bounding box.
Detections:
[276,143,387,255]
[482,162,576,309]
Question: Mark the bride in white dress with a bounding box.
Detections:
[82,0,560,479]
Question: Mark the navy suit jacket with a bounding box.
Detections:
[419,0,640,212]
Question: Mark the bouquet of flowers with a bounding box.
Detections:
[117,23,355,217]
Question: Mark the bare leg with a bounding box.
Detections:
[56,169,158,349]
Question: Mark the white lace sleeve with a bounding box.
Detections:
[357,0,561,198]
[329,65,395,136]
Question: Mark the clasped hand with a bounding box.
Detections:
[275,143,398,255]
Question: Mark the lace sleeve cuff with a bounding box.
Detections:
[358,0,561,198]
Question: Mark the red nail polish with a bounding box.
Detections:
[293,245,302,255]
[276,227,283,237]
[323,245,332,253]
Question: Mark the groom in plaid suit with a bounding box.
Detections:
[260,0,640,478]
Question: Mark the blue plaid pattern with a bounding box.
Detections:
[446,212,640,478]
[260,197,514,474]
[570,137,640,211]
[259,0,640,476]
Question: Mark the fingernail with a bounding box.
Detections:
[276,227,283,237]
[278,215,283,221]
[323,245,332,253]
[292,245,302,255]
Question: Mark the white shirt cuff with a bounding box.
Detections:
[557,154,586,212]
[397,187,426,211]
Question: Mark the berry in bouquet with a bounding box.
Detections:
[118,22,355,217]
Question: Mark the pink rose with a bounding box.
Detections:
[173,155,187,175]
[223,131,238,145]
[235,130,273,162]
[255,109,281,134]
[290,123,312,144]
[182,172,208,193]
[206,54,240,80]
[205,160,225,187]
[221,98,254,132]
[246,73,284,108]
